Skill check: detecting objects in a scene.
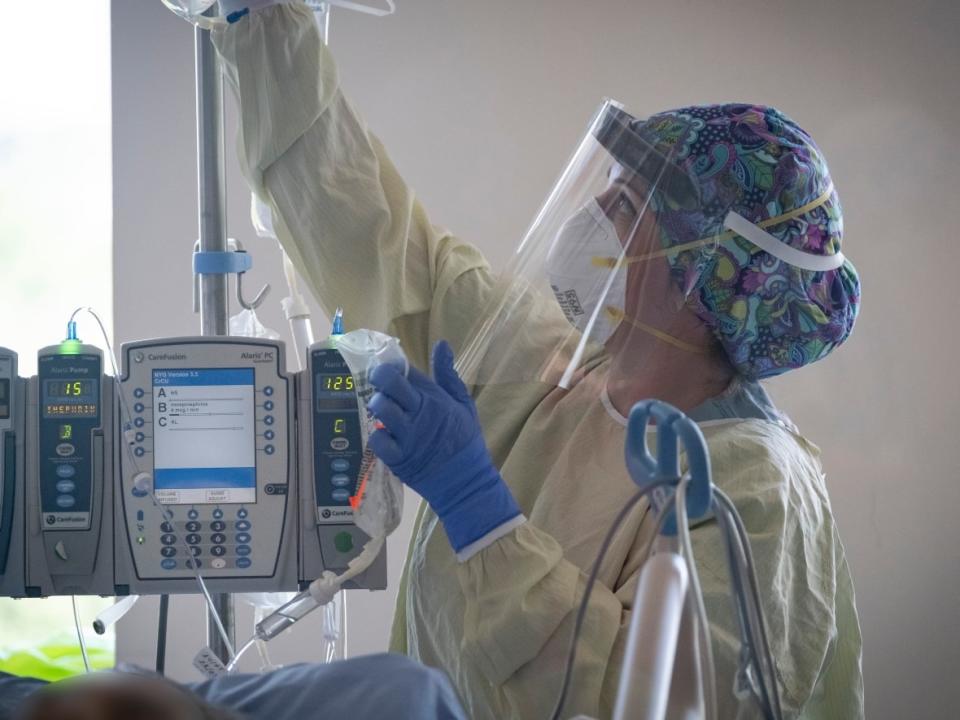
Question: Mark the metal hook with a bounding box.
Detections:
[236,255,271,311]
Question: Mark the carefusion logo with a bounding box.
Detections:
[44,513,88,527]
[318,506,354,524]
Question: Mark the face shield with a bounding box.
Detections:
[457,100,707,392]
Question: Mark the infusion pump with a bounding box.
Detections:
[0,348,26,598]
[114,338,299,594]
[0,337,386,599]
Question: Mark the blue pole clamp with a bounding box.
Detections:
[625,399,713,536]
[193,251,253,276]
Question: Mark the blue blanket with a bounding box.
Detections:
[0,654,465,720]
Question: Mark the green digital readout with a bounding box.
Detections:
[315,373,358,412]
[41,378,99,419]
[44,380,95,399]
[323,374,354,392]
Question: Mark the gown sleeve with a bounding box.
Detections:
[212,3,495,370]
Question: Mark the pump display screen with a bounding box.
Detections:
[152,368,256,505]
[315,373,358,412]
[0,379,8,419]
[42,378,99,418]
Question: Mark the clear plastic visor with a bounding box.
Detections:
[457,100,706,391]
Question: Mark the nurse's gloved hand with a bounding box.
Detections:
[367,340,522,554]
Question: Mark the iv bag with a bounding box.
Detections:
[336,329,407,538]
[230,308,282,340]
[160,0,221,29]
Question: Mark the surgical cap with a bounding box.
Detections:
[622,103,861,380]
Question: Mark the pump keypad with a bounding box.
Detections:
[155,514,255,571]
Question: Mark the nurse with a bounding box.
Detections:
[202,3,864,717]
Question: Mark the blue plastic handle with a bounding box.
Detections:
[625,399,713,535]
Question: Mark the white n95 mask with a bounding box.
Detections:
[546,199,627,346]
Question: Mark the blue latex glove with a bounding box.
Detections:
[367,340,521,553]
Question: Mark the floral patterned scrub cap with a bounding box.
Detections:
[631,103,860,380]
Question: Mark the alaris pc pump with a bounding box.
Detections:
[114,337,300,595]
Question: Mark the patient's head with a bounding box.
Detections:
[15,672,239,720]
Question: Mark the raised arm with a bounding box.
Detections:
[212,3,493,368]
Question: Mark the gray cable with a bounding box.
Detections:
[71,596,91,673]
[549,478,677,720]
[713,489,782,720]
[713,498,767,715]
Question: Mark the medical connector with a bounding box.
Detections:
[331,306,344,336]
[58,319,84,355]
[93,595,141,635]
[254,588,324,642]
[244,536,384,653]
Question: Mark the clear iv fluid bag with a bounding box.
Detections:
[160,0,220,29]
[162,1,336,30]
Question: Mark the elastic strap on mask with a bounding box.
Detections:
[604,307,710,355]
[722,193,844,271]
[592,183,842,271]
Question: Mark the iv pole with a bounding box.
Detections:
[194,16,235,663]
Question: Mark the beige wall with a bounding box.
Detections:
[113,1,960,717]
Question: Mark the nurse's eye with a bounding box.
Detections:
[614,193,638,218]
